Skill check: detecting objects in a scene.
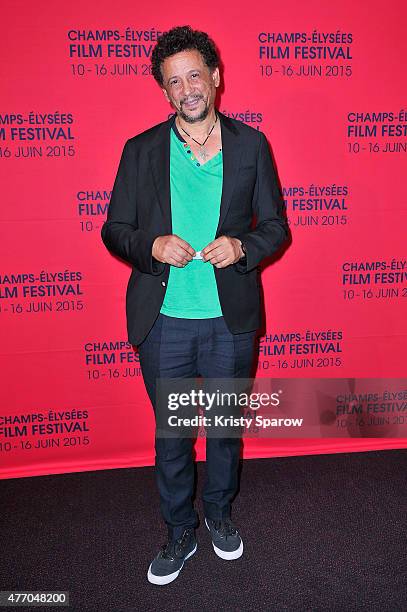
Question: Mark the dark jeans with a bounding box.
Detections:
[138,313,257,540]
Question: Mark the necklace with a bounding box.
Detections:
[178,113,219,163]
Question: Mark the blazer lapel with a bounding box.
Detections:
[148,109,242,236]
[216,111,242,236]
[149,115,174,235]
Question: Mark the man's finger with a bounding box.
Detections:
[214,257,232,268]
[205,246,231,262]
[174,236,196,256]
[172,251,191,265]
[169,255,189,267]
[201,238,222,255]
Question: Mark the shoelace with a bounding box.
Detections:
[212,518,238,539]
[160,529,192,560]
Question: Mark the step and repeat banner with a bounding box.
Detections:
[1,0,406,479]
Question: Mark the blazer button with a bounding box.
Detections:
[161,281,166,287]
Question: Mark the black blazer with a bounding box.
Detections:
[101,110,288,346]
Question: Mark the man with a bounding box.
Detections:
[101,25,288,585]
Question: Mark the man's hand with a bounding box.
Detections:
[201,236,245,268]
[152,235,196,267]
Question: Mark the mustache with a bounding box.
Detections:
[181,96,203,104]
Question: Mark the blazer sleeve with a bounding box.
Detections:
[100,139,165,275]
[233,131,288,274]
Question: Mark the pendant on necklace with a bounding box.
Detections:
[197,147,209,162]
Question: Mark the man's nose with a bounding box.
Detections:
[181,78,194,98]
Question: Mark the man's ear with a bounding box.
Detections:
[212,67,220,87]
[162,87,170,103]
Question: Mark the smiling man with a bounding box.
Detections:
[101,25,288,585]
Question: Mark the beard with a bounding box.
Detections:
[178,96,210,123]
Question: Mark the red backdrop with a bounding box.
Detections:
[1,0,406,479]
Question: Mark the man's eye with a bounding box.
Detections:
[192,73,199,78]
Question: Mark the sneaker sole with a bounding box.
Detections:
[147,542,197,585]
[205,518,244,560]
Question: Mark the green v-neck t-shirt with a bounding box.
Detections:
[159,120,224,319]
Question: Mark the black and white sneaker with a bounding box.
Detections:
[205,517,243,560]
[147,528,197,585]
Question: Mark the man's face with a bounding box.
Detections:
[160,49,220,123]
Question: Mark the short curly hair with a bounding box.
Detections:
[151,25,220,87]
